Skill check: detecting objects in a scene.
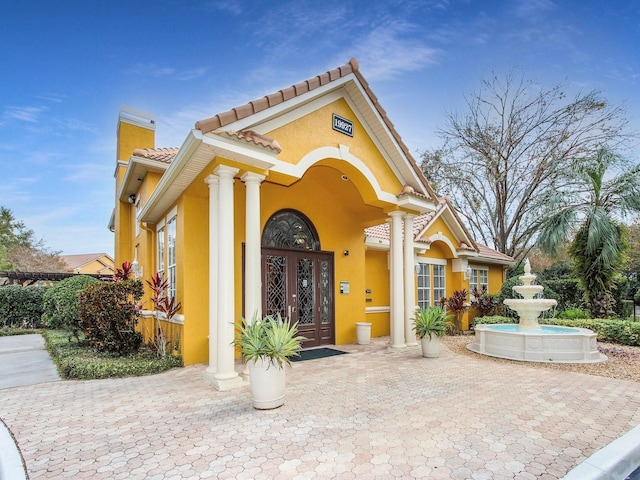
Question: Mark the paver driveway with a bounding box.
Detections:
[1,338,640,479]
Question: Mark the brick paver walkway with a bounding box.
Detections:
[1,338,640,479]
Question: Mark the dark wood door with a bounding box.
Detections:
[262,247,334,348]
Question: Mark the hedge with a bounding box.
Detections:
[0,285,49,328]
[471,315,640,347]
[42,275,100,336]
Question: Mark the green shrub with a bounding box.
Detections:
[472,315,640,346]
[78,280,143,355]
[42,329,181,380]
[544,278,583,311]
[0,285,49,328]
[42,275,100,336]
[556,308,590,320]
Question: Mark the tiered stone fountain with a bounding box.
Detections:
[467,259,606,363]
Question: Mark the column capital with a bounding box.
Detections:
[388,210,405,218]
[214,164,240,179]
[402,212,416,220]
[241,171,266,184]
[204,174,219,186]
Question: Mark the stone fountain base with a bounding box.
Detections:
[467,324,607,363]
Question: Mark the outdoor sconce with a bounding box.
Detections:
[464,266,473,281]
[415,263,421,274]
[131,259,143,280]
[343,250,349,256]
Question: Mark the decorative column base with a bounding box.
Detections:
[202,371,247,391]
[387,344,408,353]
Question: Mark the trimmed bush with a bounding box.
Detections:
[557,308,590,320]
[42,329,182,380]
[42,275,100,336]
[78,280,143,355]
[471,315,640,346]
[0,285,49,328]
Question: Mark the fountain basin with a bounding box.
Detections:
[467,324,607,363]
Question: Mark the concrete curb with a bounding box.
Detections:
[561,424,640,480]
[0,418,28,480]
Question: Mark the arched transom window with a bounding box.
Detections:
[262,210,320,250]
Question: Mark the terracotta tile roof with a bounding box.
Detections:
[195,60,361,133]
[211,129,282,153]
[477,244,515,263]
[364,209,439,242]
[132,147,179,164]
[194,58,438,202]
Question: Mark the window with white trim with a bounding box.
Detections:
[167,216,176,299]
[433,264,446,304]
[417,263,431,309]
[470,267,489,296]
[135,196,141,237]
[417,261,447,308]
[157,225,165,279]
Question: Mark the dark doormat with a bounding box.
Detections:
[291,347,348,362]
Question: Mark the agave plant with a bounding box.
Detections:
[234,313,305,368]
[413,306,452,340]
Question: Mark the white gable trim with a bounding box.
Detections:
[271,144,398,205]
[427,232,458,258]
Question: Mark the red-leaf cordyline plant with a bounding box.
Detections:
[146,272,182,358]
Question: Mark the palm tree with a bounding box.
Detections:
[537,147,640,318]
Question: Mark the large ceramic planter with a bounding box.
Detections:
[421,336,440,358]
[248,358,286,409]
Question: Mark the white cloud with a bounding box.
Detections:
[351,23,441,81]
[3,105,47,123]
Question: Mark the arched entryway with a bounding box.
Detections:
[261,209,335,348]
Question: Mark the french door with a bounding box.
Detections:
[262,247,334,348]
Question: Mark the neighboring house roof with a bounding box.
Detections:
[61,253,114,272]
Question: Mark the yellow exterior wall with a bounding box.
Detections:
[267,99,404,199]
[114,119,154,267]
[113,88,513,365]
[364,249,390,337]
[71,256,114,275]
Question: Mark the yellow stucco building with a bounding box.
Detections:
[111,59,513,389]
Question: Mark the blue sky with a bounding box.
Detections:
[1,0,639,257]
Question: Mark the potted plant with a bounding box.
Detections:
[413,305,451,358]
[234,313,304,409]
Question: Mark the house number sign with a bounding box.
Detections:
[332,114,354,137]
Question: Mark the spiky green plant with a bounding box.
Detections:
[538,147,640,317]
[413,306,452,340]
[234,313,305,368]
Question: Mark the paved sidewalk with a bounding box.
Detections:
[0,334,60,390]
[1,338,640,479]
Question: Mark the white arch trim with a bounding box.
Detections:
[271,145,398,205]
[427,232,459,258]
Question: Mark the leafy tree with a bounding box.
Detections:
[0,206,64,271]
[420,72,630,261]
[538,147,640,318]
[6,245,67,272]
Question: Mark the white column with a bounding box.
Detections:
[211,165,243,390]
[242,172,265,322]
[204,174,219,376]
[389,211,406,351]
[403,213,418,347]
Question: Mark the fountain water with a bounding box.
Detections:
[467,259,606,363]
